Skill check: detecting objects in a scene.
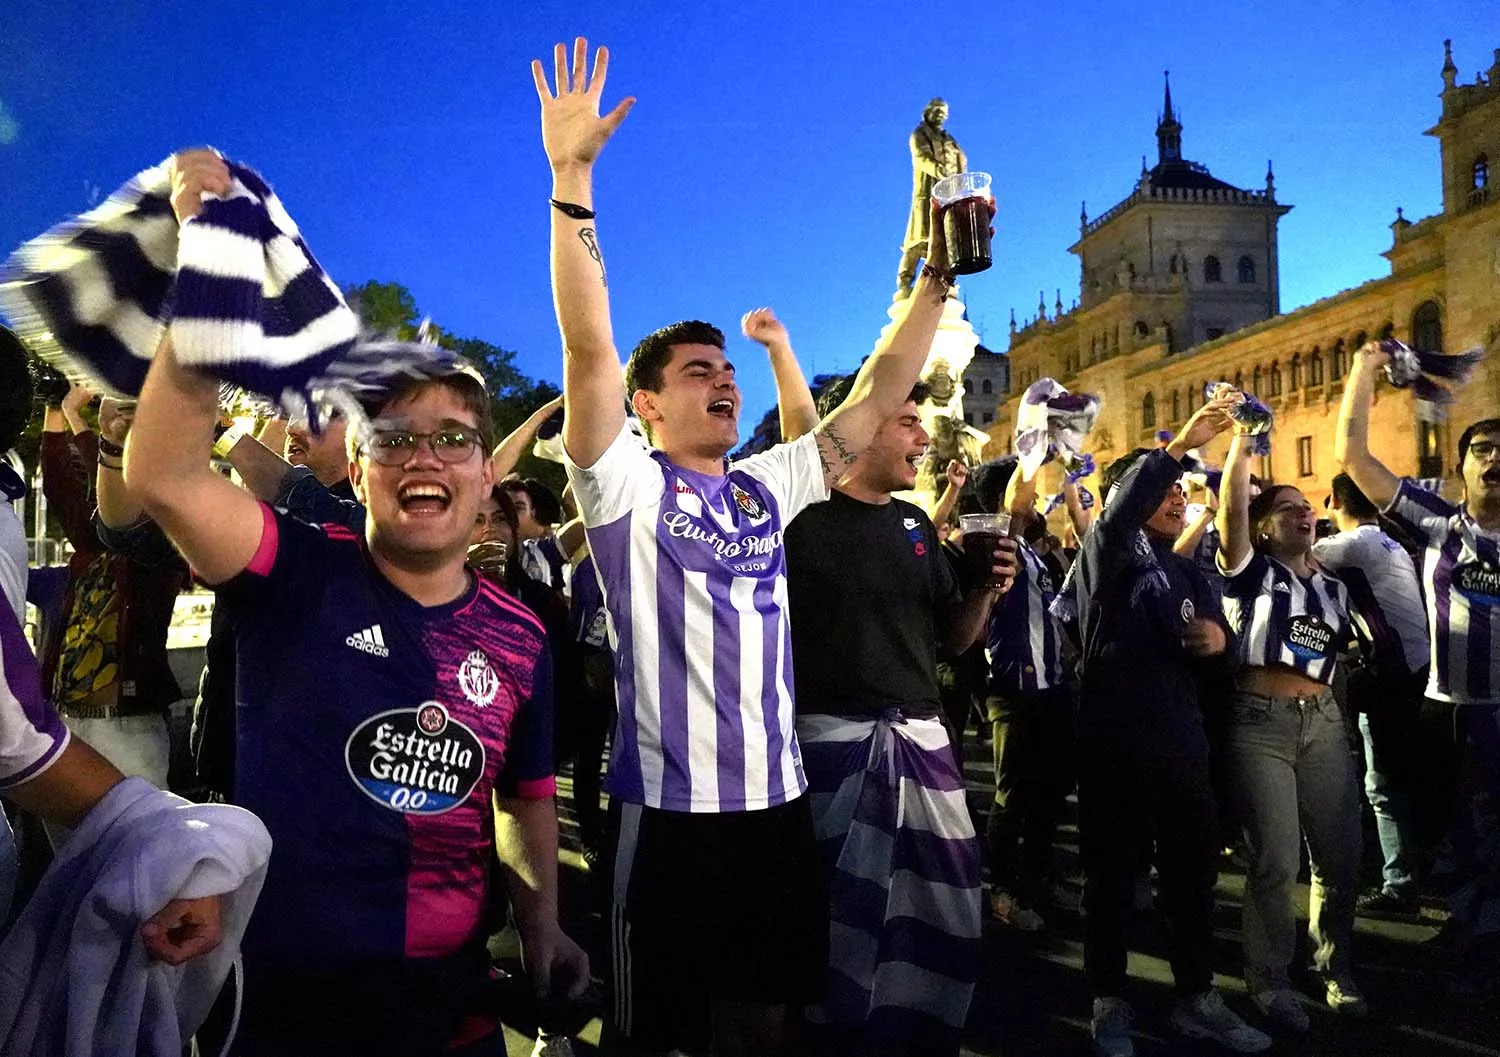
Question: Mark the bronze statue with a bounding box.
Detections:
[896,98,967,299]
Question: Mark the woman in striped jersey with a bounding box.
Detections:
[1216,419,1365,1033]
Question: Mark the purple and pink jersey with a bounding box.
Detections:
[566,425,829,812]
[220,504,554,969]
[1386,480,1500,703]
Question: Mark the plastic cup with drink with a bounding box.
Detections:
[932,171,994,276]
[959,511,1012,588]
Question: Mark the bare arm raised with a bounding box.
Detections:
[1334,342,1400,509]
[124,151,268,585]
[532,38,636,469]
[742,308,818,443]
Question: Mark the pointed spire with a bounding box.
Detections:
[1038,290,1047,320]
[1055,289,1064,316]
[1265,159,1276,197]
[1009,307,1017,332]
[1155,70,1183,164]
[1442,38,1458,91]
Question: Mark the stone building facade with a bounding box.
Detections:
[985,40,1500,505]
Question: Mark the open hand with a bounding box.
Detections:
[741,307,789,348]
[531,38,635,172]
[140,895,223,965]
[168,150,231,225]
[1173,394,1239,453]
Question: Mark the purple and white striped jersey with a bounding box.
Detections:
[566,425,830,812]
[1220,551,1351,685]
[1385,480,1500,704]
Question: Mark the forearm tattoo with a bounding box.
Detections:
[578,228,606,288]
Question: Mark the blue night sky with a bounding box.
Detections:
[2,2,1493,434]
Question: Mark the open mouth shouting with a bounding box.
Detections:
[1481,466,1500,487]
[707,398,737,421]
[398,481,452,516]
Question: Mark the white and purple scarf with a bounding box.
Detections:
[0,155,455,428]
[1014,378,1101,482]
[1380,337,1485,422]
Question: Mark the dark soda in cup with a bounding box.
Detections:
[932,171,994,277]
[942,196,992,275]
[959,512,1012,589]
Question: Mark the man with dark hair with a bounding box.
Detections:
[123,150,585,1055]
[1314,472,1430,918]
[1338,343,1500,890]
[533,37,978,1056]
[1073,398,1270,1057]
[785,384,1014,1055]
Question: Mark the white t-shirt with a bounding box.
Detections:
[1312,523,1429,674]
[565,426,829,812]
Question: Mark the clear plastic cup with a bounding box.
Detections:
[959,511,1012,587]
[932,171,994,276]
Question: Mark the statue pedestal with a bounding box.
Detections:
[880,289,992,512]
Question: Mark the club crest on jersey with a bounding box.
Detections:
[1180,598,1196,624]
[1285,614,1334,661]
[345,704,486,815]
[731,483,769,524]
[457,649,500,708]
[1453,562,1500,606]
[673,479,702,518]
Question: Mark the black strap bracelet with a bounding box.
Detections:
[97,437,126,457]
[549,198,596,221]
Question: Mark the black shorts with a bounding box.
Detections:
[604,796,828,1052]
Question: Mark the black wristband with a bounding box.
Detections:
[97,437,125,457]
[549,198,596,221]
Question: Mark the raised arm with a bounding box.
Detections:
[741,308,818,442]
[219,430,297,502]
[491,394,564,479]
[40,393,97,551]
[812,200,956,490]
[930,458,968,525]
[1335,342,1400,508]
[532,38,636,469]
[1061,475,1094,538]
[1215,431,1255,573]
[1004,451,1041,524]
[1173,499,1215,559]
[95,398,145,529]
[124,151,268,585]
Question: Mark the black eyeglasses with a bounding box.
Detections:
[1468,441,1497,460]
[361,428,484,466]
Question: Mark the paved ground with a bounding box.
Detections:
[496,732,1500,1057]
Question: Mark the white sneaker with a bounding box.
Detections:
[1325,977,1369,1016]
[1252,988,1310,1033]
[1091,997,1135,1057]
[531,1036,575,1057]
[1171,990,1272,1052]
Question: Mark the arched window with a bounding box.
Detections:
[1290,353,1302,390]
[1476,154,1490,190]
[1378,321,1395,341]
[1412,300,1443,352]
[980,378,993,395]
[1169,254,1180,275]
[1237,255,1256,283]
[1269,361,1283,396]
[1233,368,1244,391]
[1142,392,1157,430]
[1203,255,1222,283]
[1134,320,1150,338]
[1171,388,1182,423]
[1331,339,1346,381]
[1252,365,1263,395]
[1309,347,1324,387]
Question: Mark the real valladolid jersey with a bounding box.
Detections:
[1220,550,1351,686]
[222,505,554,967]
[1387,480,1500,703]
[566,426,829,812]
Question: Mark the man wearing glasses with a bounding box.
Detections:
[123,150,588,1056]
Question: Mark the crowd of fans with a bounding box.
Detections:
[0,33,1496,1057]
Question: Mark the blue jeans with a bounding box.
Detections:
[1225,688,1362,993]
[1358,713,1419,897]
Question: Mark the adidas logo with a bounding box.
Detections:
[346,624,390,658]
[1273,582,1292,594]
